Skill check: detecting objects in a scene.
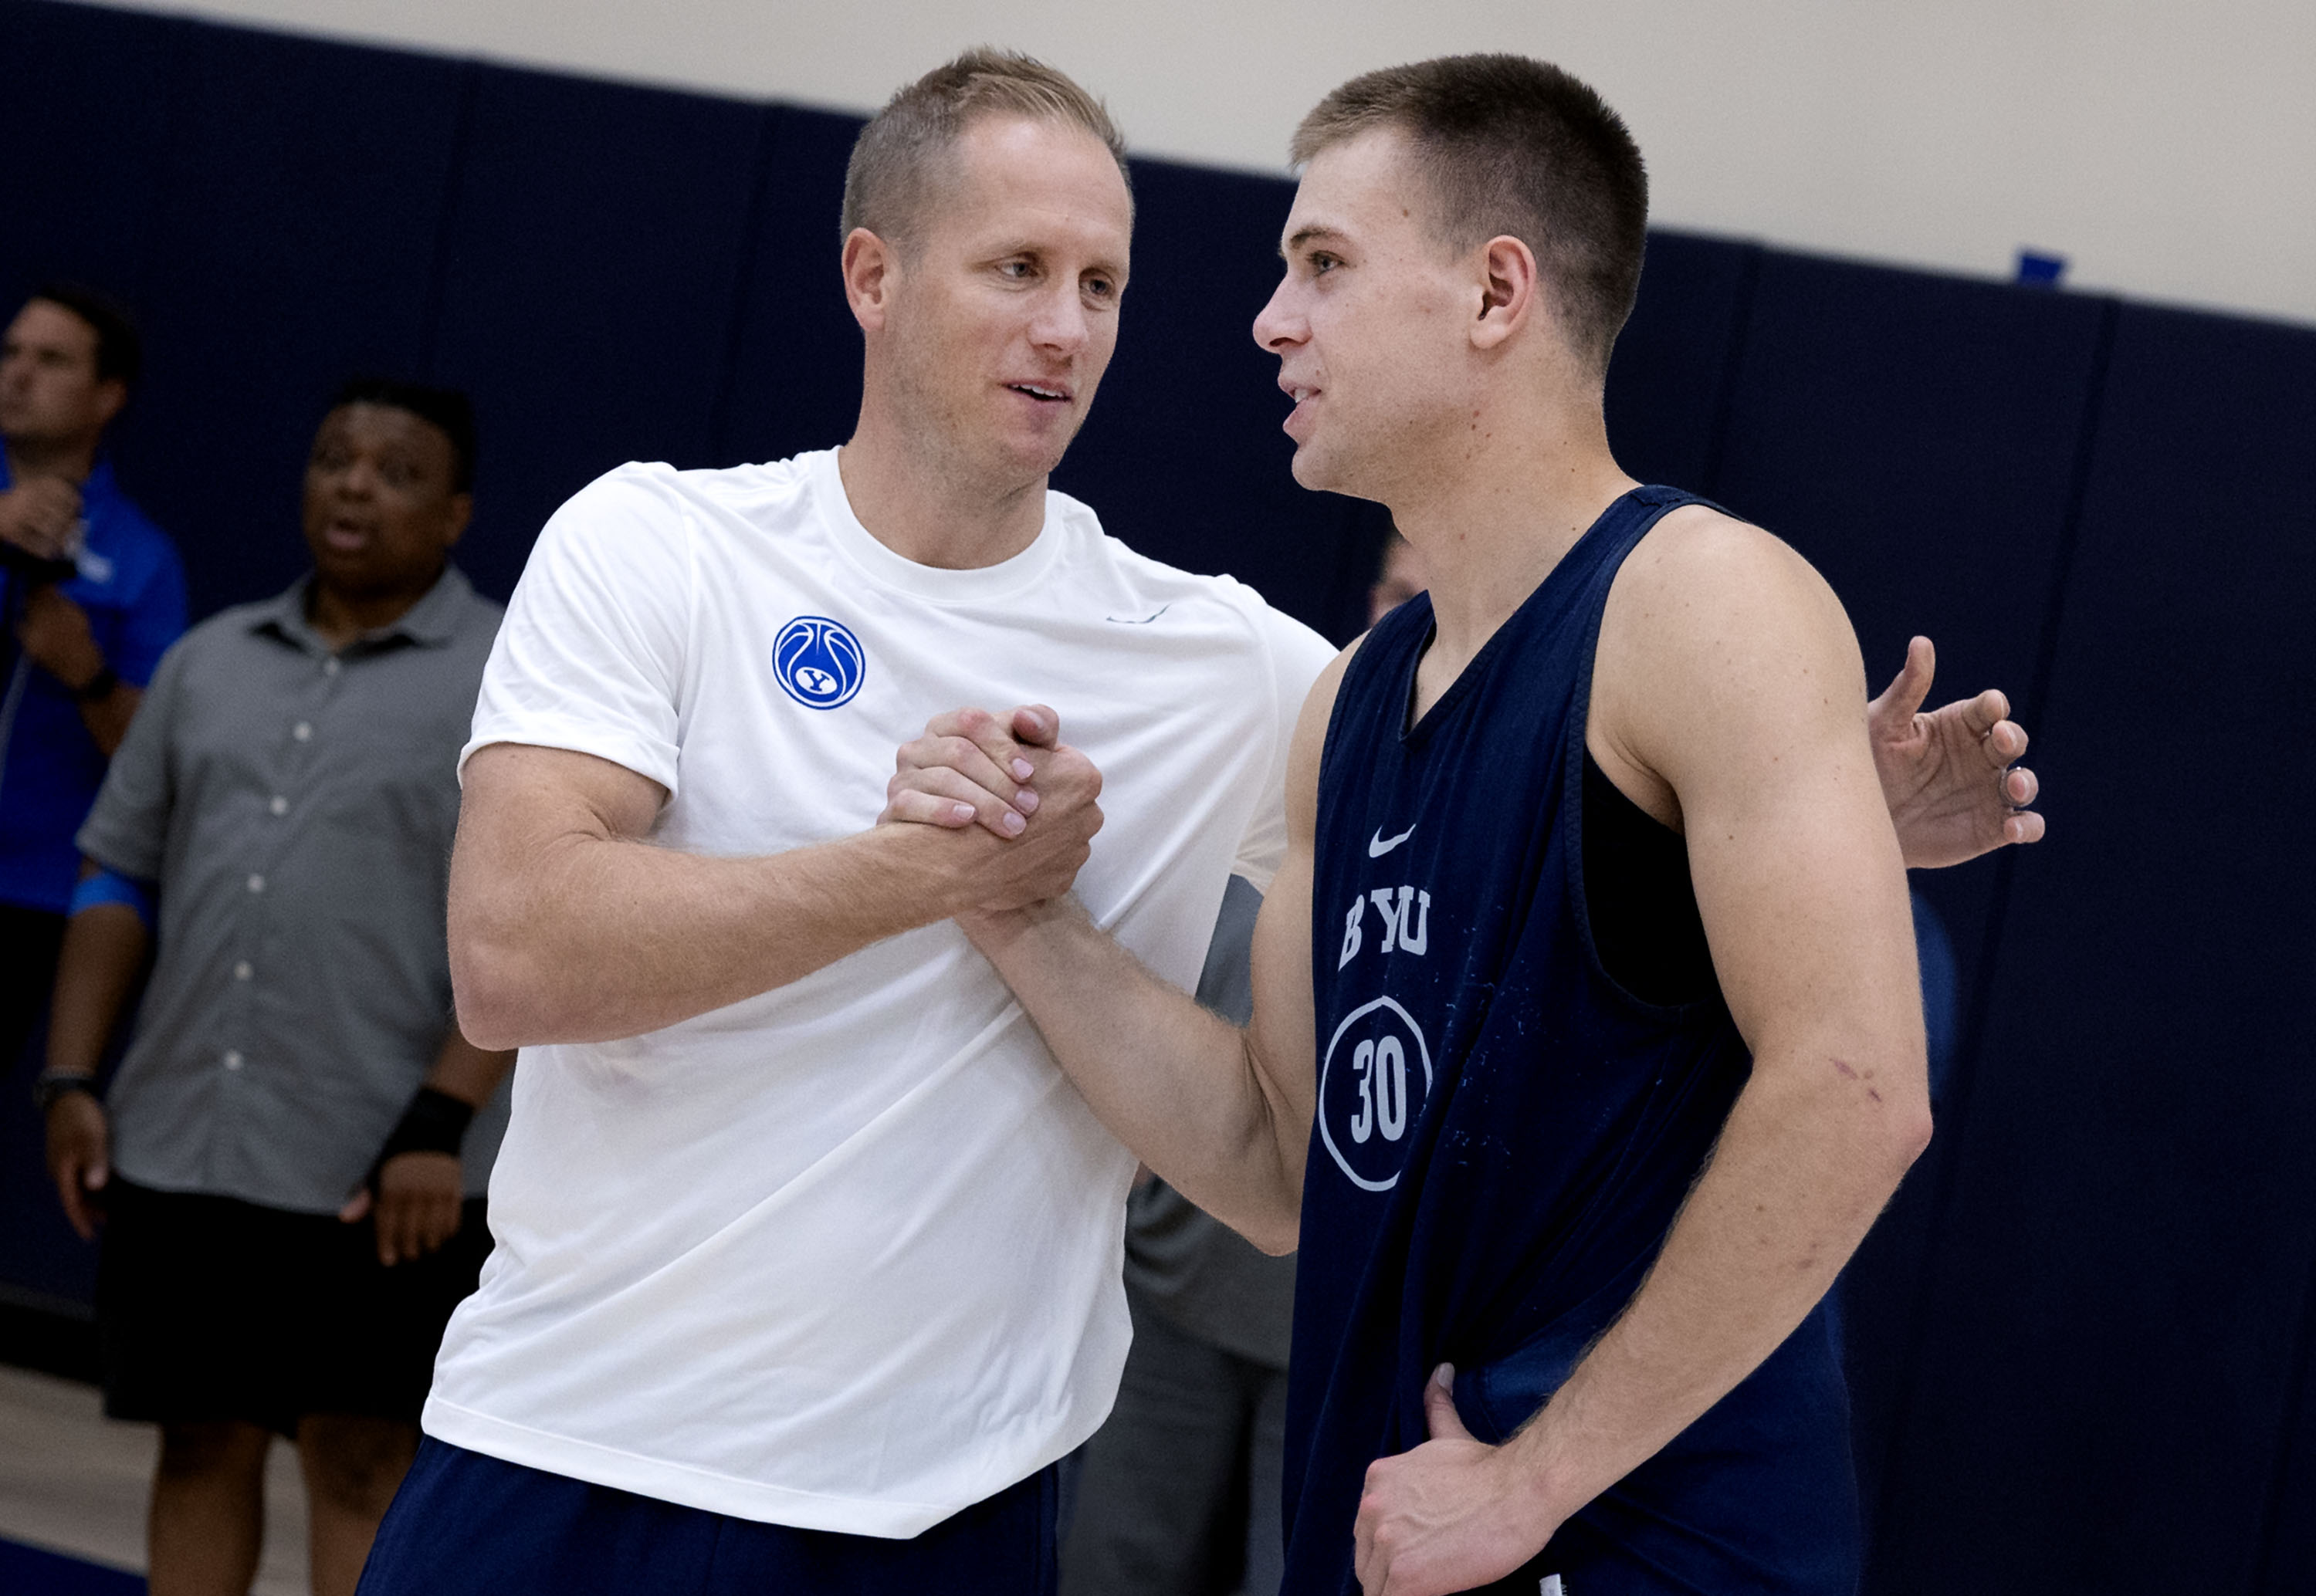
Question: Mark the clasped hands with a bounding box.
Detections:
[879,704,1106,921]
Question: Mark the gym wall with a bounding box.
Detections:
[80,0,2316,329]
[4,2,2314,1591]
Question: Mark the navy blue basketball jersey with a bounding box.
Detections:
[1282,488,1859,1595]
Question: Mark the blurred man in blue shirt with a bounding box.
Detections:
[0,286,186,1070]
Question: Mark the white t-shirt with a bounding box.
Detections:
[425,448,1335,1536]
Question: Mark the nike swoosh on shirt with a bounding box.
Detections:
[1103,604,1171,624]
[1369,825,1417,857]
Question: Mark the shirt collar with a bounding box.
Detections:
[249,564,477,654]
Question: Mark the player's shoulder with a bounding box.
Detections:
[1612,502,1847,644]
[1620,501,1815,590]
[1291,627,1367,746]
[1600,500,1861,729]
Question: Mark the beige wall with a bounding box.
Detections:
[86,0,2316,326]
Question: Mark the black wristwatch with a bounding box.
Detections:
[32,1070,99,1113]
[73,664,120,703]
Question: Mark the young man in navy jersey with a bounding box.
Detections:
[891,54,2043,1596]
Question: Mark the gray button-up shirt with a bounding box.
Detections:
[79,566,511,1213]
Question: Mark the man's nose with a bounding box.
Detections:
[1252,279,1304,351]
[1029,286,1090,355]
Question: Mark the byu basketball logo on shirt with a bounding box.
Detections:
[774,616,866,710]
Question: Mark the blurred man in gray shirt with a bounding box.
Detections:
[37,378,513,1596]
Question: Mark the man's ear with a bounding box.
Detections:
[91,377,129,431]
[1469,235,1540,353]
[441,492,475,549]
[842,228,900,334]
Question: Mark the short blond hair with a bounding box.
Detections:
[1293,56,1647,374]
[841,49,1130,249]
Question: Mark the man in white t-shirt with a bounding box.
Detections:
[354,50,1334,1596]
[357,47,2037,1596]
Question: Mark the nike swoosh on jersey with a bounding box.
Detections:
[1368,825,1417,857]
[1103,604,1172,624]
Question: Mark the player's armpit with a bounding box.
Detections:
[1598,510,1928,1148]
[1513,513,1931,1527]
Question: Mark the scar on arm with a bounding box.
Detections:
[1830,1056,1884,1104]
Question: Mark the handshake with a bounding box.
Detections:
[877,705,1106,919]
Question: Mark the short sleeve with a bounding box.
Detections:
[76,635,188,881]
[462,465,695,796]
[113,530,188,686]
[1231,603,1338,890]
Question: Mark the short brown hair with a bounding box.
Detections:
[841,49,1131,249]
[26,281,141,388]
[1292,56,1648,374]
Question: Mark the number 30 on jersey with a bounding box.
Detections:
[1317,996,1434,1192]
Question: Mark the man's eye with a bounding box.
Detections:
[1312,254,1339,275]
[1000,261,1034,279]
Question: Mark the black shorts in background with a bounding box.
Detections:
[96,1176,492,1435]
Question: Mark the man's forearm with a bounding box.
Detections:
[46,902,149,1077]
[452,821,972,1050]
[77,681,140,758]
[423,1027,516,1105]
[1502,1052,1930,1523]
[967,897,1305,1253]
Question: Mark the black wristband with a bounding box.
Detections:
[32,1070,99,1114]
[73,664,119,702]
[375,1085,474,1166]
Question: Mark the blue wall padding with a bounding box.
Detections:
[1603,230,1760,489]
[716,106,875,467]
[131,25,469,617]
[7,2,2316,1588]
[425,66,772,602]
[0,1,182,320]
[1865,304,2316,1593]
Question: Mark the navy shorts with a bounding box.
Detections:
[359,1438,1060,1596]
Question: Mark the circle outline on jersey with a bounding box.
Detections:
[1317,995,1435,1192]
[773,615,867,711]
